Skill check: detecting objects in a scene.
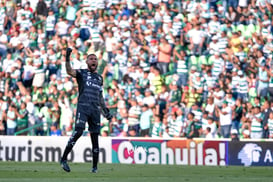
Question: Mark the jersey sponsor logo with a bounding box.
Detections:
[86,81,101,89]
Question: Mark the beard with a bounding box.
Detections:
[88,64,97,73]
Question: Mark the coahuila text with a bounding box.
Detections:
[117,141,226,165]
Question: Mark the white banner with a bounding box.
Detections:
[0,136,112,163]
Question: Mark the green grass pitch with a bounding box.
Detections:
[0,162,272,182]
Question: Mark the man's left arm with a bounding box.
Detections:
[99,89,112,121]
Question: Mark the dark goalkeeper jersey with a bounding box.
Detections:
[76,69,103,111]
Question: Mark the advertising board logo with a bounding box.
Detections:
[238,143,262,166]
[112,139,227,165]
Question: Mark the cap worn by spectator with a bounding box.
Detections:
[191,66,197,71]
[145,88,152,93]
[150,39,157,44]
[223,100,228,104]
[184,86,189,90]
[34,50,40,56]
[231,129,238,135]
[195,72,201,77]
[212,36,218,41]
[238,70,243,76]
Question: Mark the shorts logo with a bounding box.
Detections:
[76,113,85,124]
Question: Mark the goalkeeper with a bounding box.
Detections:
[60,48,112,173]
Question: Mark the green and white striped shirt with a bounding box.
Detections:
[268,118,273,134]
[251,113,263,133]
[238,76,249,94]
[90,28,101,42]
[151,122,162,138]
[235,51,247,62]
[46,15,55,31]
[217,37,228,53]
[177,59,188,74]
[212,58,224,77]
[232,76,240,93]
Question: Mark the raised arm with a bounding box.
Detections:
[65,48,77,78]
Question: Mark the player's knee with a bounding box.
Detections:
[74,128,84,137]
[68,129,84,146]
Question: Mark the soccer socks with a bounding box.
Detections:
[90,133,99,169]
[61,130,99,173]
[62,130,83,160]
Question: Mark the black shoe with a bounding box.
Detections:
[60,158,71,172]
[91,167,98,173]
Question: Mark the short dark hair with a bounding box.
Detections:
[87,54,97,58]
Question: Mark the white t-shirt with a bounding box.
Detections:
[219,106,232,126]
[56,21,69,36]
[188,29,205,44]
[2,58,13,73]
[23,65,35,80]
[205,104,215,115]
[142,95,156,107]
[105,36,117,52]
[10,36,20,47]
[213,90,225,106]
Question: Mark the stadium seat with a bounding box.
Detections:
[255,25,261,34]
[199,55,207,65]
[169,62,175,73]
[165,74,173,86]
[189,55,198,67]
[207,55,215,65]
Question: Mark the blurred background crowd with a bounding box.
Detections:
[0,0,273,139]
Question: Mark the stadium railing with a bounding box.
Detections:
[14,122,50,136]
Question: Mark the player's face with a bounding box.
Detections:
[86,54,98,73]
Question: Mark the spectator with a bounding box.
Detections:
[216,100,232,138]
[15,102,28,135]
[50,124,62,136]
[250,106,263,139]
[151,115,162,138]
[158,37,172,74]
[188,23,205,56]
[231,128,239,141]
[6,104,17,135]
[267,112,273,138]
[109,116,124,137]
[139,104,153,137]
[262,100,271,138]
[142,89,156,109]
[186,112,201,139]
[127,99,141,135]
[232,98,243,133]
[35,0,48,21]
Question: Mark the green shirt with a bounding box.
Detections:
[17,109,28,128]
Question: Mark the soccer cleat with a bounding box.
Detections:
[91,167,98,173]
[60,158,71,172]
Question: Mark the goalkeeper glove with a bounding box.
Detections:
[103,108,112,120]
[105,112,113,121]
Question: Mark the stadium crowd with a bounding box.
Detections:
[0,0,273,139]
